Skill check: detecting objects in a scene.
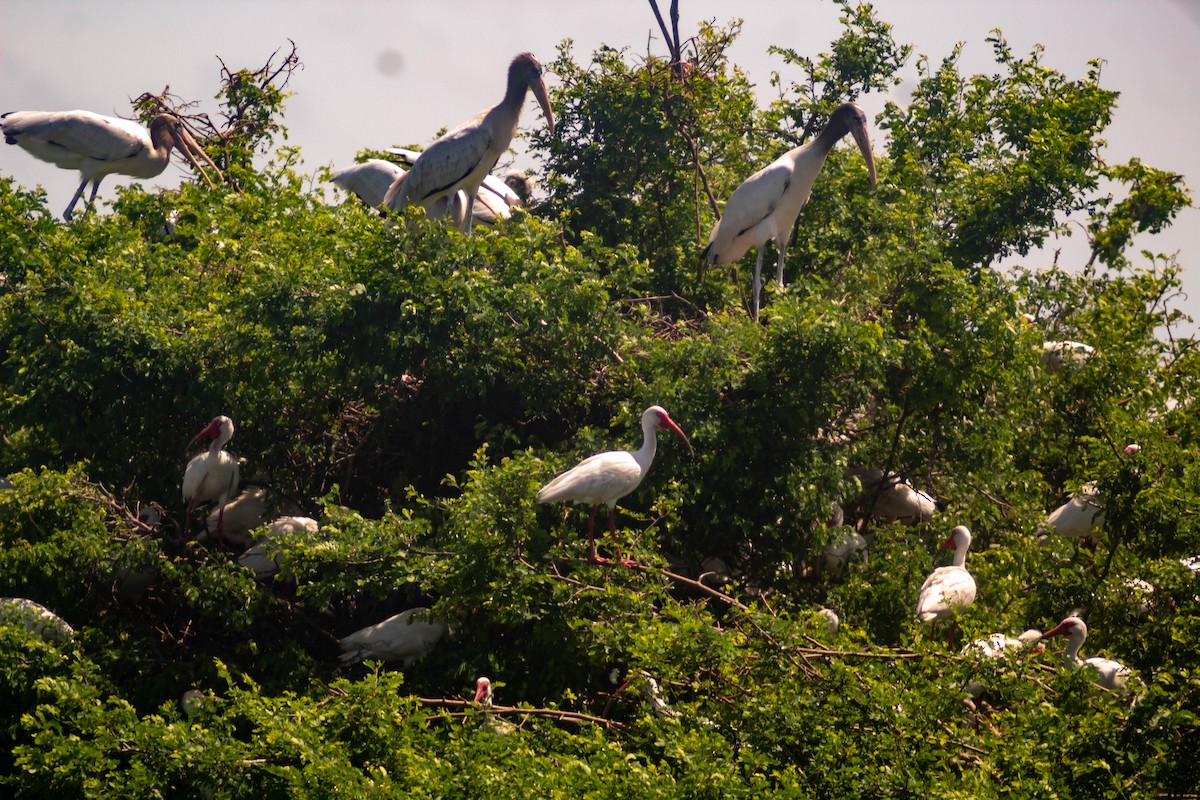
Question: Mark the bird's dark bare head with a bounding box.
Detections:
[824,103,877,189]
[508,53,555,135]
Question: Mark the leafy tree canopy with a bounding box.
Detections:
[1,3,1196,797]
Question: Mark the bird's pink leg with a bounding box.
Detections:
[607,508,640,568]
[586,506,611,565]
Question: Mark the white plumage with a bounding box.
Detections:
[916,525,977,624]
[1,110,220,220]
[384,52,554,232]
[1041,340,1094,371]
[182,415,240,537]
[0,597,75,644]
[338,607,448,666]
[536,405,690,565]
[701,102,877,320]
[332,157,521,226]
[850,467,937,525]
[1041,616,1131,692]
[821,529,868,578]
[237,516,319,579]
[1043,482,1104,542]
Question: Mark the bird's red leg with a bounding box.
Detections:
[608,508,640,568]
[586,506,610,565]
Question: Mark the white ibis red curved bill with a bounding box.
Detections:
[1,110,221,220]
[701,102,876,320]
[338,607,448,666]
[384,52,554,232]
[916,525,977,645]
[183,415,240,538]
[536,405,690,567]
[1041,615,1131,692]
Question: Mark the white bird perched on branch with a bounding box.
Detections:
[701,102,877,320]
[536,405,691,567]
[384,52,554,232]
[916,525,977,646]
[1,111,221,220]
[338,607,448,666]
[182,415,240,539]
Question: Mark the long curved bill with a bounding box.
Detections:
[174,124,224,189]
[660,414,694,457]
[531,75,555,136]
[851,121,877,189]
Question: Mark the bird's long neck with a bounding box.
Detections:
[503,67,531,113]
[1062,628,1085,665]
[631,418,660,477]
[950,541,969,568]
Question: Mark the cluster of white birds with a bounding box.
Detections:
[0,52,1176,719]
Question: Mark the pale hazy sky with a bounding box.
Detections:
[2,0,1197,329]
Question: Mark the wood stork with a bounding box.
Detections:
[701,102,877,320]
[536,405,690,566]
[916,525,977,646]
[0,597,75,644]
[1041,615,1131,692]
[384,52,554,232]
[338,607,448,666]
[382,146,525,224]
[182,416,240,539]
[1,111,221,220]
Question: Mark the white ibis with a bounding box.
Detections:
[1042,481,1104,546]
[473,675,495,705]
[1,110,221,220]
[822,529,868,579]
[536,405,690,566]
[237,516,319,579]
[962,629,1043,700]
[1041,340,1095,371]
[850,467,937,525]
[916,525,977,645]
[965,629,1044,659]
[1041,615,1131,692]
[701,102,877,320]
[338,607,448,666]
[0,597,75,644]
[384,52,554,232]
[182,415,240,539]
[202,486,266,547]
[1121,577,1154,615]
[815,607,840,635]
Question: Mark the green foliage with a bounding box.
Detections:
[1,5,1198,797]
